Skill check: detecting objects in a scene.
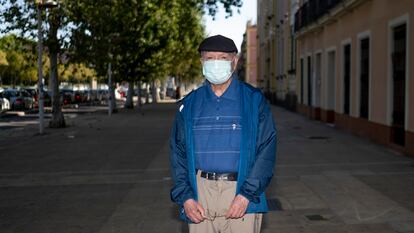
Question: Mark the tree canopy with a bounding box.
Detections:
[0,0,243,124]
[0,50,7,66]
[0,0,243,85]
[0,34,38,86]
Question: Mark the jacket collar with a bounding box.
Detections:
[205,73,239,101]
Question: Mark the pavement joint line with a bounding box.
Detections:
[0,177,173,187]
[300,173,414,225]
[1,170,414,179]
[276,161,413,167]
[0,168,170,177]
[2,171,414,186]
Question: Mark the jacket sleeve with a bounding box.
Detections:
[170,107,195,206]
[239,95,277,203]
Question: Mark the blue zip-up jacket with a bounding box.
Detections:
[170,79,277,222]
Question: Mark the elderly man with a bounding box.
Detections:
[170,35,277,233]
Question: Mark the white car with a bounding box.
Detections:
[0,91,10,112]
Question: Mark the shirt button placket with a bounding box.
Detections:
[216,98,220,120]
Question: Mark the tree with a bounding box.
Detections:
[66,0,242,108]
[0,50,8,86]
[203,0,243,18]
[1,0,243,116]
[168,1,205,83]
[0,50,7,66]
[0,1,70,127]
[60,63,96,84]
[0,35,39,87]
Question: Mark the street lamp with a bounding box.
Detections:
[37,0,58,135]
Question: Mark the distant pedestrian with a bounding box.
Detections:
[170,35,277,233]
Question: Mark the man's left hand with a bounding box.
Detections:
[225,194,249,219]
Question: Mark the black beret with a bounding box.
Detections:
[198,35,238,54]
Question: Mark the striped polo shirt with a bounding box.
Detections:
[193,78,241,173]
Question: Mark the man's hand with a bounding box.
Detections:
[225,194,249,219]
[183,199,206,223]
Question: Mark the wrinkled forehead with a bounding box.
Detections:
[201,51,236,60]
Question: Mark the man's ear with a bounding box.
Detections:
[232,56,239,69]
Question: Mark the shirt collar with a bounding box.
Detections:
[205,73,239,101]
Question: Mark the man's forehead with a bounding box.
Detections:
[202,51,233,56]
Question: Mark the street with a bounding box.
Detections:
[0,103,413,233]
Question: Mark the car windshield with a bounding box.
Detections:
[25,89,36,95]
[6,91,17,97]
[20,90,31,97]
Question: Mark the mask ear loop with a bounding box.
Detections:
[220,59,234,82]
[229,57,236,76]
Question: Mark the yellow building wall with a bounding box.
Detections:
[297,0,414,132]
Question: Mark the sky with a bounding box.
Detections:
[202,1,257,52]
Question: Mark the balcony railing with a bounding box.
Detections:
[294,0,344,32]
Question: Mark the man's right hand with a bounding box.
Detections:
[183,199,206,223]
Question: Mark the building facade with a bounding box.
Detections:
[257,0,273,93]
[294,0,414,156]
[257,0,414,156]
[245,21,258,87]
[257,0,299,111]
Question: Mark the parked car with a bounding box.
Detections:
[22,88,38,108]
[60,89,74,105]
[0,91,11,111]
[82,90,93,103]
[19,89,35,109]
[43,90,52,107]
[74,91,83,103]
[88,90,99,102]
[96,89,109,102]
[23,88,38,102]
[1,89,18,109]
[166,87,175,98]
[1,89,34,110]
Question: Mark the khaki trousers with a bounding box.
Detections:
[189,171,262,233]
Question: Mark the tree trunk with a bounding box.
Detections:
[136,81,143,113]
[145,84,150,104]
[48,10,65,128]
[151,80,158,104]
[124,81,134,109]
[136,81,142,107]
[48,50,65,128]
[109,83,117,113]
[107,62,117,115]
[175,77,181,99]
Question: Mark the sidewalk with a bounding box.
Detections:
[0,103,413,233]
[265,106,414,233]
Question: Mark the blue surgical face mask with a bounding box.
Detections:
[202,60,233,85]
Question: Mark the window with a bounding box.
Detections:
[359,38,370,119]
[300,58,304,104]
[391,23,407,145]
[326,50,336,111]
[307,56,312,106]
[343,44,351,115]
